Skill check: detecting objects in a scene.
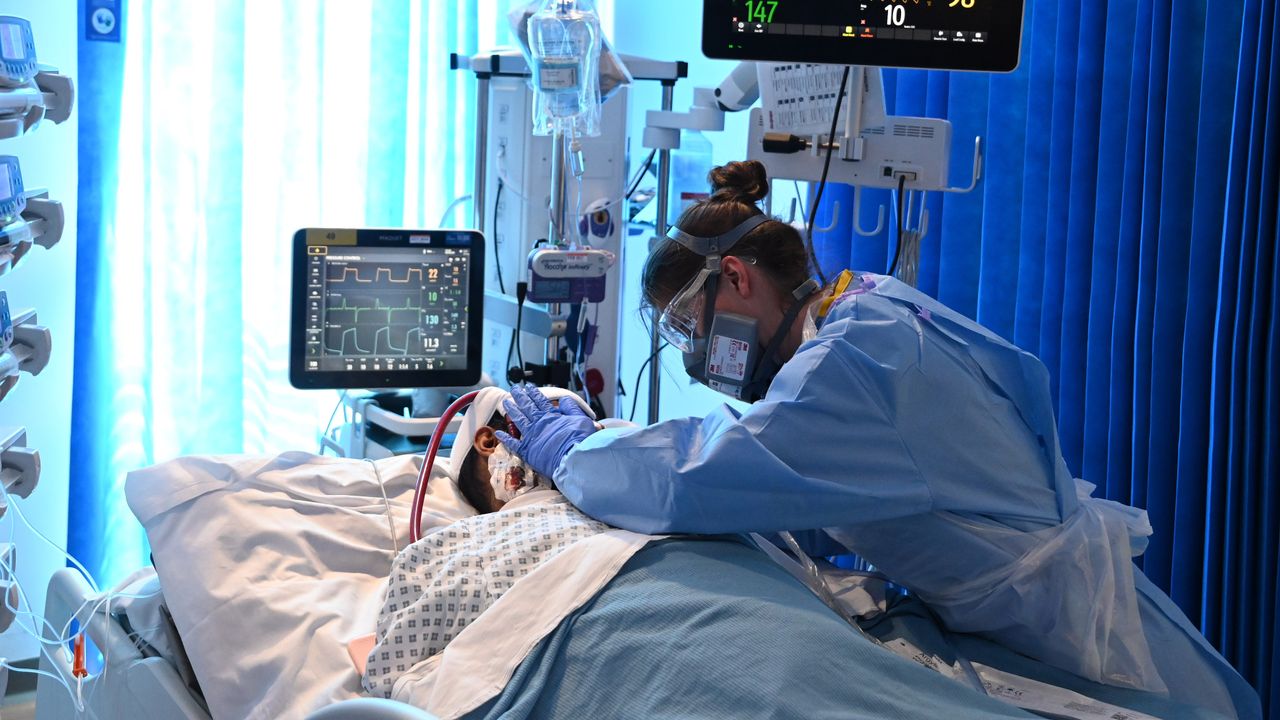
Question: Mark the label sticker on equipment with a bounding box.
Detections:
[538,65,578,90]
[708,335,750,381]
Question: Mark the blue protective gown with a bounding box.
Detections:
[555,274,1260,719]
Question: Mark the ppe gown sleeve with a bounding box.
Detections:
[554,332,933,535]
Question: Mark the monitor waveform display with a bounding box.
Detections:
[303,249,470,373]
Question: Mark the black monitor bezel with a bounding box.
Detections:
[701,0,1025,73]
[289,228,485,390]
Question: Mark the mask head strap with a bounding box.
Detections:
[666,215,769,258]
[738,278,823,402]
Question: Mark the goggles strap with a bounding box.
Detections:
[667,214,769,257]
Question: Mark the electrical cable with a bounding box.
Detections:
[793,180,807,224]
[889,174,907,277]
[318,390,347,455]
[493,180,507,295]
[514,282,528,379]
[805,65,851,288]
[626,149,657,201]
[437,195,473,228]
[495,168,532,202]
[629,342,670,423]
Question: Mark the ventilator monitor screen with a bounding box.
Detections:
[289,228,484,389]
[703,0,1024,72]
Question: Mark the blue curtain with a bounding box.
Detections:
[71,0,518,588]
[812,0,1279,711]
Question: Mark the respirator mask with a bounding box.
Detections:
[656,215,819,403]
[488,441,547,503]
[486,418,548,503]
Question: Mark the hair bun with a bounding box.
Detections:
[708,160,770,204]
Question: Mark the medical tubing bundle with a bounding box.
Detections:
[0,480,164,712]
[410,391,480,544]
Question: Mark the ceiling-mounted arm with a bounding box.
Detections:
[714,61,759,112]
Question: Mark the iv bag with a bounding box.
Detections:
[527,0,603,137]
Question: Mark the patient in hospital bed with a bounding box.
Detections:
[361,388,613,699]
[123,383,1256,718]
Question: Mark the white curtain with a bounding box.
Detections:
[85,0,617,586]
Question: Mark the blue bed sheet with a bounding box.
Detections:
[466,538,1035,719]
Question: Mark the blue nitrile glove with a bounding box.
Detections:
[495,385,596,480]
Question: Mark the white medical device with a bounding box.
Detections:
[0,156,64,277]
[0,17,73,141]
[0,296,52,403]
[526,247,614,304]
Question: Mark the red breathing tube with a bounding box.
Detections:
[409,390,480,544]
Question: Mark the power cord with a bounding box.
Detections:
[805,65,851,288]
[889,174,907,277]
[493,180,507,295]
[318,390,347,455]
[626,149,657,200]
[507,281,529,384]
[629,341,670,422]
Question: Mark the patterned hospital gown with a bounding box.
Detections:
[363,495,609,698]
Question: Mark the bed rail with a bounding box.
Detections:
[35,568,210,719]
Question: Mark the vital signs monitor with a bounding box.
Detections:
[289,228,484,390]
[702,0,1025,72]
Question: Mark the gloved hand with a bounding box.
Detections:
[495,385,597,479]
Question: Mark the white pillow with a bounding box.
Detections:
[125,451,472,720]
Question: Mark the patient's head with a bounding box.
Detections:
[451,387,595,515]
[457,410,551,514]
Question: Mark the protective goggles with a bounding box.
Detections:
[655,215,769,352]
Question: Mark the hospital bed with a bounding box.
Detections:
[32,449,1254,720]
[32,452,453,720]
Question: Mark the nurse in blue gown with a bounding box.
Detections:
[497,161,1260,719]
